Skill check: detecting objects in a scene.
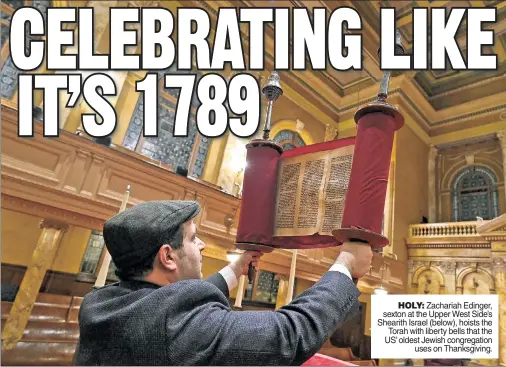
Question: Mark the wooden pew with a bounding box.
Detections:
[352,361,377,366]
[2,341,77,366]
[1,293,82,365]
[2,293,376,366]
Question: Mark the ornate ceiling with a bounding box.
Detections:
[173,0,506,141]
[356,0,506,108]
[126,0,506,141]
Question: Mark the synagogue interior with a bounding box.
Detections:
[1,0,506,366]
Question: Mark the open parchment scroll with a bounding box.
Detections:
[267,137,355,249]
[274,144,354,237]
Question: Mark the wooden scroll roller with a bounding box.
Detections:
[235,71,283,283]
[332,30,405,283]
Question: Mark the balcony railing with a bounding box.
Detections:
[409,221,485,238]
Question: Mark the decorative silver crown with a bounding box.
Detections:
[262,71,283,102]
[377,29,405,58]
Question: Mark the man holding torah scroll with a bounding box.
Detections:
[75,200,372,366]
[237,32,406,287]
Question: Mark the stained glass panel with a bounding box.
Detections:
[452,166,499,222]
[0,1,50,99]
[461,173,487,189]
[282,143,296,150]
[107,261,119,281]
[80,231,105,275]
[255,270,279,303]
[273,130,294,143]
[273,130,306,152]
[122,72,209,178]
[79,231,119,281]
[460,192,490,221]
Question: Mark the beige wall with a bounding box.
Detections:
[392,125,429,261]
[338,127,357,139]
[272,97,326,143]
[295,278,315,297]
[201,255,239,295]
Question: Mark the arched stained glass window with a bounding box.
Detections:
[273,130,306,151]
[452,166,499,221]
[79,231,118,282]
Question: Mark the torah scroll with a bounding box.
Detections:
[236,137,355,251]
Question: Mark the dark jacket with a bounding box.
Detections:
[74,271,360,366]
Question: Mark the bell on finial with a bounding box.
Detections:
[354,28,405,129]
[377,29,405,58]
[260,71,284,140]
[262,71,283,102]
[374,28,406,103]
[394,29,405,56]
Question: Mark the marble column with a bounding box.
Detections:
[428,145,438,223]
[324,124,339,142]
[497,130,506,201]
[62,1,140,138]
[111,72,144,146]
[492,256,506,366]
[2,219,69,350]
[275,275,289,309]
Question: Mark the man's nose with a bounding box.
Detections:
[198,238,205,251]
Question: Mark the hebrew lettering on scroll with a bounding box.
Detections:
[273,144,354,237]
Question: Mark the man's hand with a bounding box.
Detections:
[229,251,263,279]
[336,241,373,279]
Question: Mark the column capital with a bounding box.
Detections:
[39,219,69,232]
[435,261,457,274]
[408,259,415,272]
[497,129,506,147]
[324,124,338,142]
[295,119,305,134]
[126,71,145,85]
[492,256,506,274]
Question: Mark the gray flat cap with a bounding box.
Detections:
[103,200,201,269]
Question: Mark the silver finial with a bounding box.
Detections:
[262,71,283,102]
[261,71,283,140]
[377,29,405,101]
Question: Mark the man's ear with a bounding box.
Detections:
[157,244,178,271]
